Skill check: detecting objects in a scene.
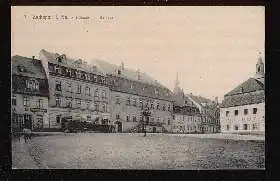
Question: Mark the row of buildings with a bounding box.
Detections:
[11,49,221,133]
[11,49,265,134]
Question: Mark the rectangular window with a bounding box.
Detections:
[126,97,130,105]
[37,99,43,108]
[67,83,72,92]
[253,108,258,114]
[157,103,160,110]
[85,87,90,96]
[116,114,120,119]
[101,90,106,99]
[168,119,170,125]
[133,116,137,122]
[94,102,99,111]
[101,104,106,112]
[23,97,30,107]
[162,104,166,111]
[244,109,248,115]
[86,100,91,109]
[67,98,72,108]
[234,125,238,130]
[55,81,62,91]
[226,111,229,116]
[234,110,238,116]
[55,97,61,107]
[76,99,81,107]
[126,115,130,122]
[116,97,120,105]
[226,125,230,130]
[168,104,171,111]
[56,115,61,124]
[139,100,143,108]
[77,85,82,94]
[133,99,137,106]
[12,95,16,106]
[252,124,257,130]
[243,124,248,130]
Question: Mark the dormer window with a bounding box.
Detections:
[93,74,97,82]
[66,68,72,77]
[17,65,27,72]
[155,88,158,95]
[76,71,81,79]
[56,56,62,63]
[54,65,60,74]
[26,79,39,91]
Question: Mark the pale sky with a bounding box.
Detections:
[11,6,264,102]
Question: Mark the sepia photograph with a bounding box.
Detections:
[11,6,265,169]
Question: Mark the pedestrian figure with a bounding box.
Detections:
[23,128,31,143]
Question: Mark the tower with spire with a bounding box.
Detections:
[173,72,183,94]
[254,52,265,84]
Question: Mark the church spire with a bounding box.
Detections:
[174,72,182,94]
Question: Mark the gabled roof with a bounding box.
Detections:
[12,55,47,79]
[172,91,197,108]
[92,59,167,89]
[225,78,264,96]
[186,94,216,107]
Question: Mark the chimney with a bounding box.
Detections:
[215,97,219,104]
[31,56,37,65]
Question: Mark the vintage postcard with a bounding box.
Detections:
[11,6,265,169]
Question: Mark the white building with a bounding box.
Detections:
[220,54,265,134]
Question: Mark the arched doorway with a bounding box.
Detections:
[152,127,156,133]
[115,121,122,132]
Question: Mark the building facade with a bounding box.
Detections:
[93,60,174,133]
[12,55,49,131]
[172,74,203,133]
[38,49,173,132]
[186,94,220,133]
[220,54,265,134]
[39,50,111,128]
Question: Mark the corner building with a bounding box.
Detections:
[39,50,111,128]
[220,54,265,134]
[12,55,49,131]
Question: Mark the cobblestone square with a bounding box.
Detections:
[12,133,265,169]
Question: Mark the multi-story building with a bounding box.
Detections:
[220,54,265,134]
[11,55,49,131]
[186,94,220,133]
[93,60,174,133]
[39,49,111,128]
[172,74,203,133]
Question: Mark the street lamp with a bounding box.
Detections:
[142,107,151,137]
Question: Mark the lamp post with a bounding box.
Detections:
[142,107,151,137]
